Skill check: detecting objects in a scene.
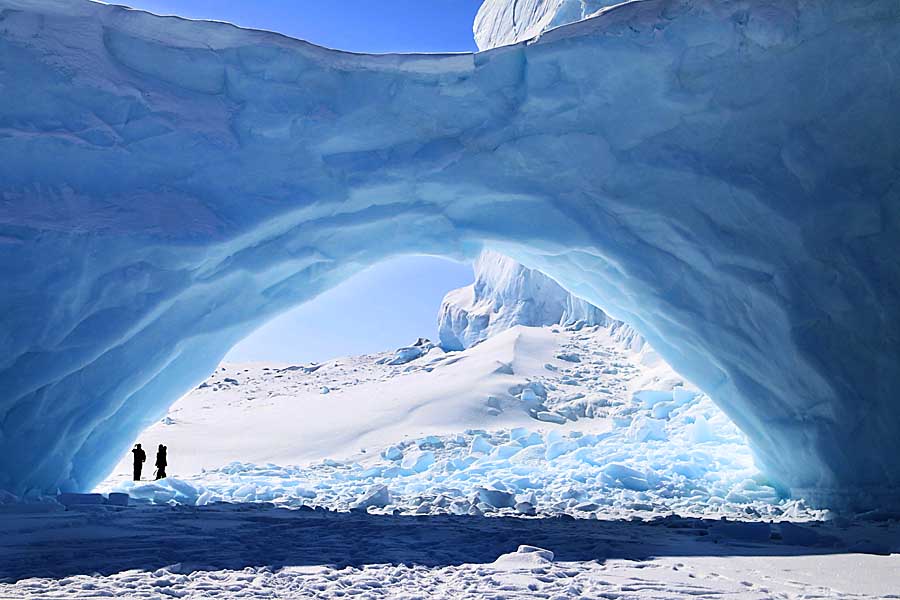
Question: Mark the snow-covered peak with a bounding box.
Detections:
[473,0,622,50]
[438,251,608,350]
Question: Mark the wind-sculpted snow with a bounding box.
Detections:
[438,251,609,350]
[2,0,900,509]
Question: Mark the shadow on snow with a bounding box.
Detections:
[0,503,894,582]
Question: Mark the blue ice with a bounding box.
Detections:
[0,0,899,510]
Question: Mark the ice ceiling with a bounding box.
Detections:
[1,0,899,509]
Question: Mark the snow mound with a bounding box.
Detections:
[492,545,555,568]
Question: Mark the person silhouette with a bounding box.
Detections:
[132,443,146,481]
[155,444,168,480]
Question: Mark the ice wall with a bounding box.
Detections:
[2,0,900,509]
[438,251,608,350]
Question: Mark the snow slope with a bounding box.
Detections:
[108,326,580,475]
[438,250,608,350]
[2,0,900,509]
[94,323,818,523]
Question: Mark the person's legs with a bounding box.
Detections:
[134,466,141,481]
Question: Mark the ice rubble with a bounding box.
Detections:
[2,0,900,508]
[97,323,820,521]
[438,250,608,350]
[104,394,822,521]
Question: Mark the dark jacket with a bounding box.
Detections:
[132,448,146,465]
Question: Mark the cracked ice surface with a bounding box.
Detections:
[2,0,900,508]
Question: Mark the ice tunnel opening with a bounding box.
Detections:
[5,0,900,514]
[87,246,796,520]
[97,254,478,477]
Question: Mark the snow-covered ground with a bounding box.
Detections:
[2,323,898,597]
[3,503,898,598]
[95,322,814,521]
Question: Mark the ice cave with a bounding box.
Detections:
[1,0,900,511]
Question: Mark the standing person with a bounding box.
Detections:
[155,444,168,480]
[132,444,146,481]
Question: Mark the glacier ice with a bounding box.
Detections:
[2,0,900,509]
[438,251,608,350]
[98,392,825,521]
[473,0,623,51]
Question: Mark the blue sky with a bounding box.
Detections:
[226,257,474,363]
[120,1,483,362]
[119,0,485,53]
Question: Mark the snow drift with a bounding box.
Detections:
[1,0,900,509]
[438,250,608,350]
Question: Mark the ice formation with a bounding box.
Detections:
[473,0,623,50]
[98,323,813,521]
[102,394,818,520]
[97,319,813,520]
[438,251,607,350]
[2,0,900,509]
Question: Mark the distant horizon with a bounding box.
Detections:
[224,256,474,364]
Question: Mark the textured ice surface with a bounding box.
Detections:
[438,251,608,350]
[2,0,900,508]
[473,0,623,50]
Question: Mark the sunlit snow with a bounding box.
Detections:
[97,320,811,520]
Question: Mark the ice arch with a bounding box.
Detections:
[2,0,900,509]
